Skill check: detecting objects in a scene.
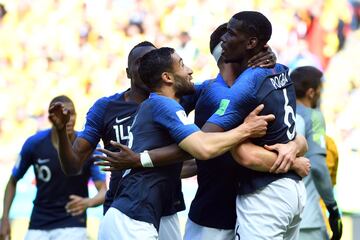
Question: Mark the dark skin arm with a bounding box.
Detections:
[49,103,94,175]
[180,159,197,178]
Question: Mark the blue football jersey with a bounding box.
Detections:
[111,93,199,230]
[78,90,138,214]
[207,64,301,194]
[12,129,105,230]
[188,74,240,229]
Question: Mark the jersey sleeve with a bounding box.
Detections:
[89,164,106,182]
[206,82,257,131]
[152,97,200,143]
[180,81,208,114]
[89,145,106,182]
[12,137,34,181]
[78,97,108,149]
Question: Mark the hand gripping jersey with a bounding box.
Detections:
[207,64,301,195]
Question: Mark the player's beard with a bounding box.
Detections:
[174,77,195,99]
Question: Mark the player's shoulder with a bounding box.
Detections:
[296,103,311,118]
[24,129,51,147]
[93,92,125,108]
[147,93,181,111]
[252,63,289,78]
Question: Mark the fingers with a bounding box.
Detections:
[109,140,127,150]
[264,144,276,151]
[94,148,117,158]
[66,195,82,207]
[248,49,268,64]
[249,104,264,116]
[66,205,85,216]
[69,195,82,201]
[94,161,113,167]
[270,155,283,173]
[101,167,118,172]
[93,153,115,163]
[48,102,63,112]
[69,209,84,216]
[250,55,272,67]
[262,114,275,122]
[275,157,290,174]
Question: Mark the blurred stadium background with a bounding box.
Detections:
[0,0,359,239]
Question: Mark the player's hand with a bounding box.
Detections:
[248,44,276,68]
[265,140,298,173]
[327,202,343,240]
[0,218,11,240]
[94,141,141,171]
[65,195,90,216]
[243,104,275,138]
[290,157,310,177]
[48,102,70,130]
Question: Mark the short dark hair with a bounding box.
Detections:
[128,41,156,60]
[139,47,175,91]
[49,95,73,108]
[290,66,323,98]
[232,11,272,43]
[209,23,227,54]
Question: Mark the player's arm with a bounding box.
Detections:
[95,142,197,178]
[49,103,95,175]
[180,159,197,178]
[1,141,33,240]
[95,105,273,169]
[95,141,192,171]
[263,135,308,173]
[0,176,17,240]
[238,113,308,173]
[179,105,274,160]
[231,140,310,177]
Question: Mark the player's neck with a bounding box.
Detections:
[232,58,249,76]
[220,63,244,86]
[296,98,311,108]
[125,88,149,104]
[155,86,179,102]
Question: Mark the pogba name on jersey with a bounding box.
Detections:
[270,72,288,89]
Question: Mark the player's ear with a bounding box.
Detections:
[161,72,173,84]
[126,68,131,79]
[306,88,315,99]
[247,37,258,50]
